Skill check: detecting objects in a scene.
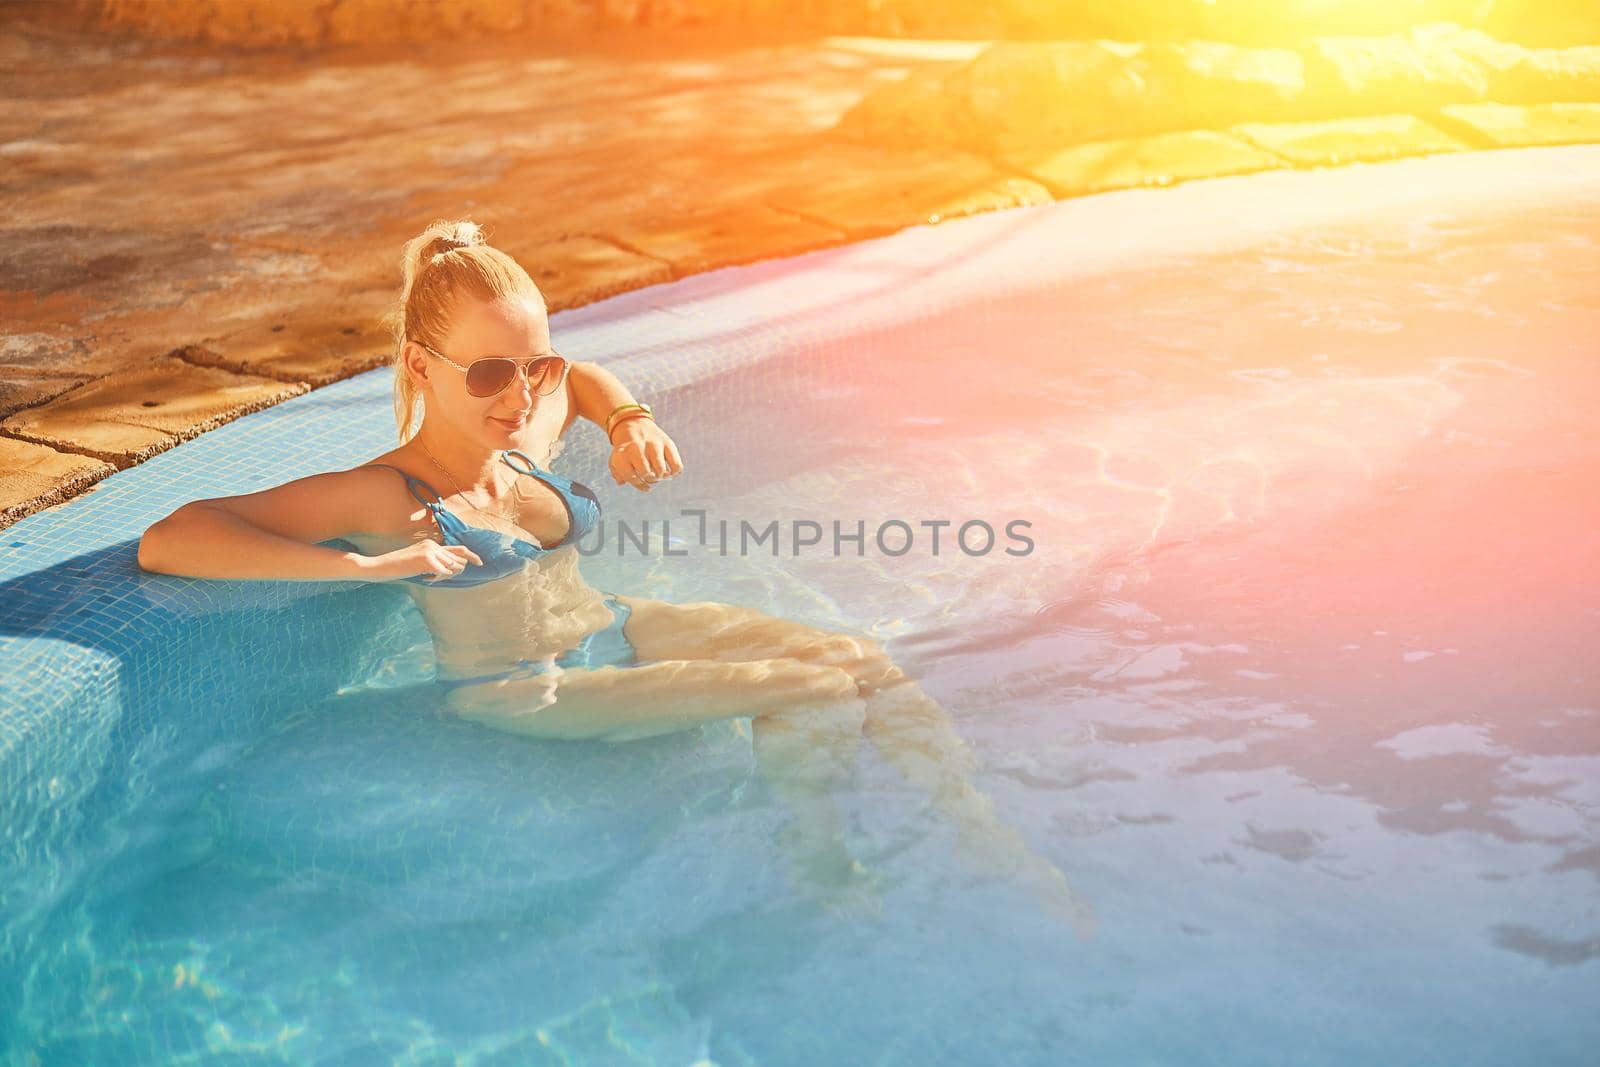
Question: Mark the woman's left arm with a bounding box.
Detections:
[567,359,684,491]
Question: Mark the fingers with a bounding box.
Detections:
[646,440,677,480]
[620,456,652,492]
[638,440,664,479]
[419,542,453,582]
[433,547,474,574]
[612,445,654,491]
[609,446,637,487]
[611,439,683,491]
[420,541,482,581]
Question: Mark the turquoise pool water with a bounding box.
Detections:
[2,144,1597,1064]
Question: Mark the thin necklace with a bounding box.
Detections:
[416,438,518,525]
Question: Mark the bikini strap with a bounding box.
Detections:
[504,448,583,498]
[361,463,447,509]
[500,448,542,476]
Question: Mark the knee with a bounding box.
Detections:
[833,635,907,693]
[855,636,893,669]
[804,632,888,671]
[731,659,859,706]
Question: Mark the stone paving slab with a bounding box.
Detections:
[1227,114,1470,167]
[0,304,107,416]
[0,369,92,423]
[0,437,118,527]
[1301,29,1499,113]
[1434,101,1600,148]
[607,202,845,276]
[764,145,1053,237]
[1,356,309,469]
[1496,44,1600,102]
[505,233,678,304]
[179,317,398,388]
[1001,129,1288,199]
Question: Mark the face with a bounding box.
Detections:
[405,294,555,446]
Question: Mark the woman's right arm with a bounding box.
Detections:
[136,467,480,583]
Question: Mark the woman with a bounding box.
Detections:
[138,219,1096,934]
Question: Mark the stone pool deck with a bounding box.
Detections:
[3,11,1598,528]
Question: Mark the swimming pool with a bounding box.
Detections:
[3,142,1597,1064]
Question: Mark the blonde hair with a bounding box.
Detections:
[380,218,547,443]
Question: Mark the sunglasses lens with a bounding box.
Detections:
[465,358,517,396]
[529,356,565,395]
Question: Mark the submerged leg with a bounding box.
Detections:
[862,665,1099,939]
[443,657,858,741]
[446,646,881,915]
[615,596,1093,927]
[609,597,898,912]
[749,696,883,919]
[613,596,899,687]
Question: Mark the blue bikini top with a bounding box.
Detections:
[332,448,601,588]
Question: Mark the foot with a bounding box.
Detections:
[795,853,884,922]
[1016,856,1100,941]
[813,859,885,922]
[777,822,885,921]
[953,824,1098,941]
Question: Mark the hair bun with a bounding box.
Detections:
[427,224,485,258]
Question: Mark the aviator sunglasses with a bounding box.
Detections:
[418,342,569,398]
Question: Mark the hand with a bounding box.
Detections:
[362,538,484,583]
[609,418,683,492]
